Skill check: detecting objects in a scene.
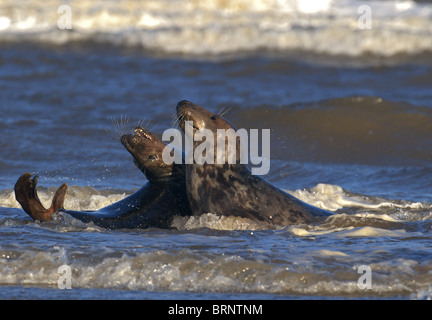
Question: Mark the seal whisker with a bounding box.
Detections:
[108,117,122,140]
[135,118,146,130]
[148,122,158,132]
[133,118,156,132]
[105,127,119,141]
[146,119,153,129]
[121,115,130,131]
[218,106,232,117]
[170,111,177,125]
[171,111,182,128]
[109,114,134,139]
[124,115,139,136]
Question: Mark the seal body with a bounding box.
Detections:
[15,127,192,229]
[176,100,332,226]
[64,178,189,229]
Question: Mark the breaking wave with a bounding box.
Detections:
[1,0,432,59]
[2,182,431,231]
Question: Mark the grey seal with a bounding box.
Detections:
[14,127,192,229]
[176,100,333,226]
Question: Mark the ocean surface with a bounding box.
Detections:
[0,0,431,300]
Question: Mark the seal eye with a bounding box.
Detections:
[147,155,157,160]
[210,116,216,120]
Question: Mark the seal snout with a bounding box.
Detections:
[176,100,196,119]
[176,100,194,111]
[177,100,202,131]
[120,134,129,147]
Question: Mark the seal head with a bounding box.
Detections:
[121,127,184,182]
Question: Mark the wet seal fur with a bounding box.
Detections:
[176,100,333,226]
[14,127,192,229]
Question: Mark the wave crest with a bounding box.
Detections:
[1,0,432,58]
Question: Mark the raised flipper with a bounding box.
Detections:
[14,173,68,221]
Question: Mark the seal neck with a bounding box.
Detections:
[148,174,181,184]
[145,163,185,184]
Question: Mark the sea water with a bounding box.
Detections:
[0,0,431,300]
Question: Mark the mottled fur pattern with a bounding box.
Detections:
[177,100,332,227]
[187,163,329,226]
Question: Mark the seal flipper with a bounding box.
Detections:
[50,182,68,213]
[14,173,68,221]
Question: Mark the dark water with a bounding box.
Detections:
[1,0,432,300]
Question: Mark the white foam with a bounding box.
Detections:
[0,0,431,57]
[297,0,332,14]
[0,187,129,211]
[171,213,268,231]
[287,225,353,237]
[63,189,129,211]
[312,249,349,257]
[289,184,349,211]
[2,245,429,296]
[411,287,432,300]
[2,182,430,230]
[0,17,10,30]
[287,225,424,238]
[334,226,422,238]
[0,189,19,208]
[289,183,432,213]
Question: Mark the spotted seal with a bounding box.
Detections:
[14,127,192,229]
[176,100,333,226]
